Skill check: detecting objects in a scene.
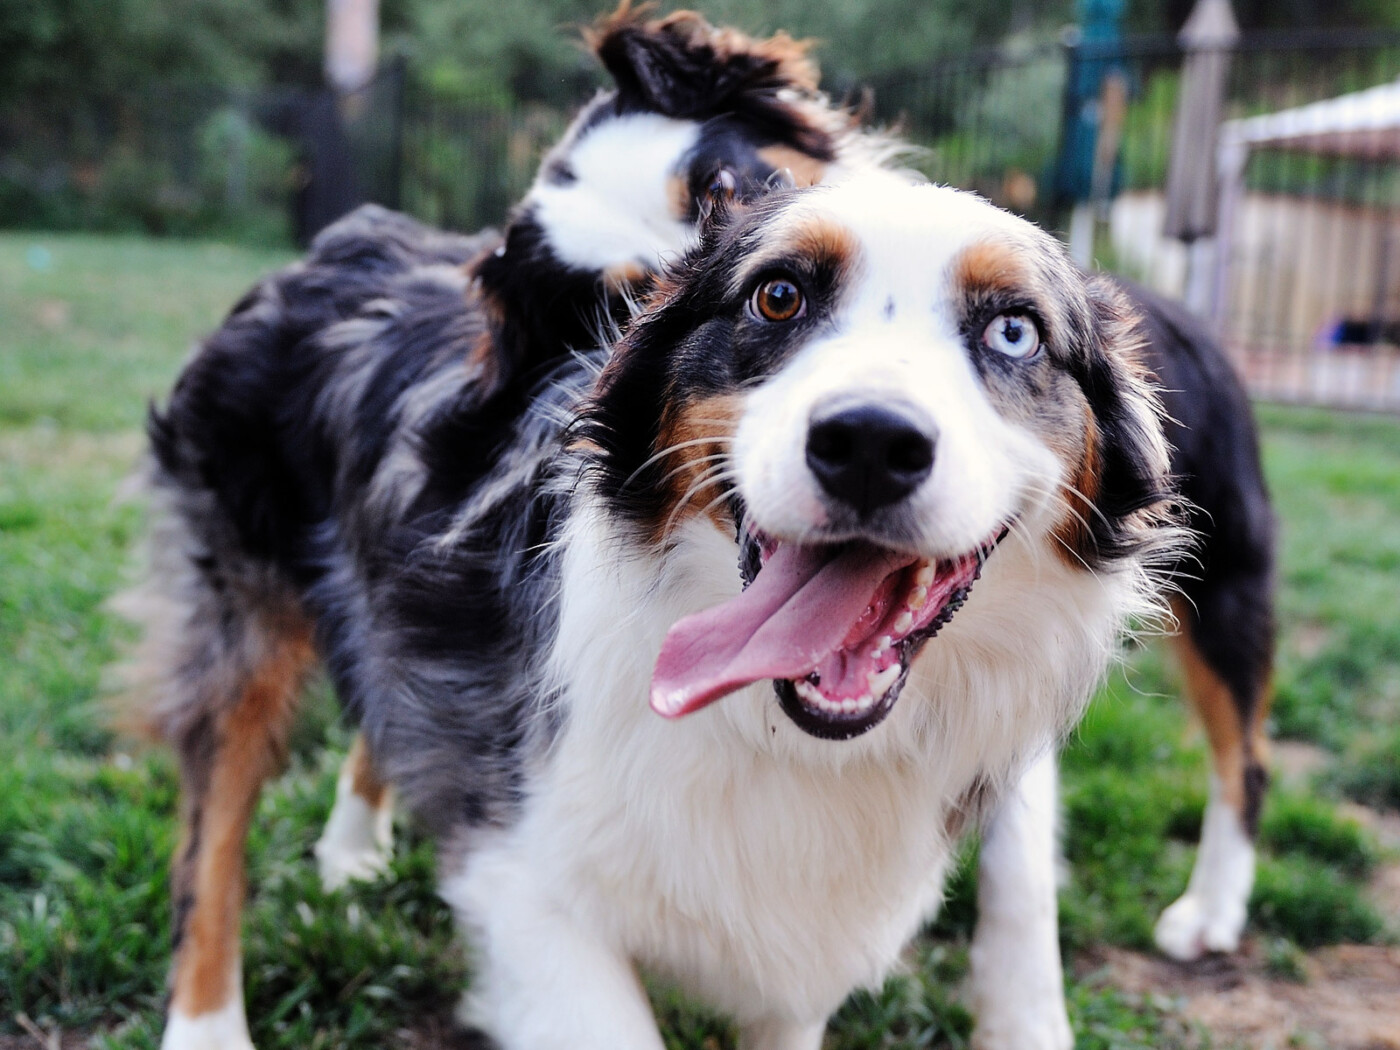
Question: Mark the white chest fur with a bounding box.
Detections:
[443,495,1143,1036]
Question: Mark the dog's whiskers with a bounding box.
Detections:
[623,436,735,489]
[663,467,739,538]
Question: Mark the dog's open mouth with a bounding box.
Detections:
[650,530,1002,739]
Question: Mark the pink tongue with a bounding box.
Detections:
[650,543,911,718]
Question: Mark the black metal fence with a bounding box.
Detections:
[5,32,1400,409]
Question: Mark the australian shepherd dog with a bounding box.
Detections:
[123,8,1269,1050]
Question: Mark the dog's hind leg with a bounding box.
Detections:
[119,511,316,1050]
[159,609,314,1050]
[1154,588,1274,962]
[315,732,395,890]
[161,609,314,1050]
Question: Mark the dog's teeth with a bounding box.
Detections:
[915,563,935,587]
[795,680,823,704]
[893,612,913,635]
[878,635,893,650]
[867,665,900,696]
[908,585,928,610]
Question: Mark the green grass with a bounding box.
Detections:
[1,231,1396,1048]
[1326,725,1400,813]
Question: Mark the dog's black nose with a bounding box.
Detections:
[805,403,936,515]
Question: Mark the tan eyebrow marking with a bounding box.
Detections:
[729,215,860,297]
[952,238,1035,301]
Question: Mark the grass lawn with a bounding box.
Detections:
[1,231,1396,1049]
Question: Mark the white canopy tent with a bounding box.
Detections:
[1220,77,1400,160]
[1206,78,1400,408]
[1211,77,1400,328]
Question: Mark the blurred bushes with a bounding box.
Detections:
[0,99,297,243]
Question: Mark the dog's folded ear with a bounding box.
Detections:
[586,4,833,157]
[1075,275,1180,564]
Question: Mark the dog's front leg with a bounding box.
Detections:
[966,751,1072,1050]
[443,857,666,1050]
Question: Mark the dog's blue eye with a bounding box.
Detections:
[752,278,804,322]
[982,313,1040,359]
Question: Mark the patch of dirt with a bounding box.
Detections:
[1079,942,1400,1049]
[1340,802,1400,852]
[32,298,71,330]
[1336,800,1400,924]
[1271,740,1331,785]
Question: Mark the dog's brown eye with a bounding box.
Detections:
[752,278,804,322]
[982,313,1040,359]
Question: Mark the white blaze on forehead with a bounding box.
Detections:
[749,175,1043,302]
[529,112,701,274]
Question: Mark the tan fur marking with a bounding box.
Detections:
[953,239,1033,301]
[346,733,390,809]
[653,393,744,541]
[170,629,314,1017]
[1170,596,1261,815]
[603,260,649,292]
[787,217,858,266]
[668,174,691,221]
[734,216,858,294]
[1051,405,1101,568]
[757,145,828,188]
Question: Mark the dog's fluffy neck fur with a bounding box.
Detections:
[444,479,1149,1029]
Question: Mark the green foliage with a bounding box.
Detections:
[826,943,974,1049]
[1327,726,1400,812]
[1259,792,1378,878]
[1256,404,1400,751]
[1059,667,1208,952]
[1262,935,1310,982]
[0,99,296,243]
[1251,856,1383,947]
[0,0,322,113]
[1065,980,1199,1050]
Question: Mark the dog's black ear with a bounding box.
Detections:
[586,4,834,159]
[589,5,818,116]
[1075,274,1178,565]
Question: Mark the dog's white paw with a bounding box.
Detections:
[315,838,392,890]
[1154,890,1246,961]
[315,790,394,891]
[970,1003,1073,1050]
[1155,786,1254,961]
[161,1002,255,1050]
